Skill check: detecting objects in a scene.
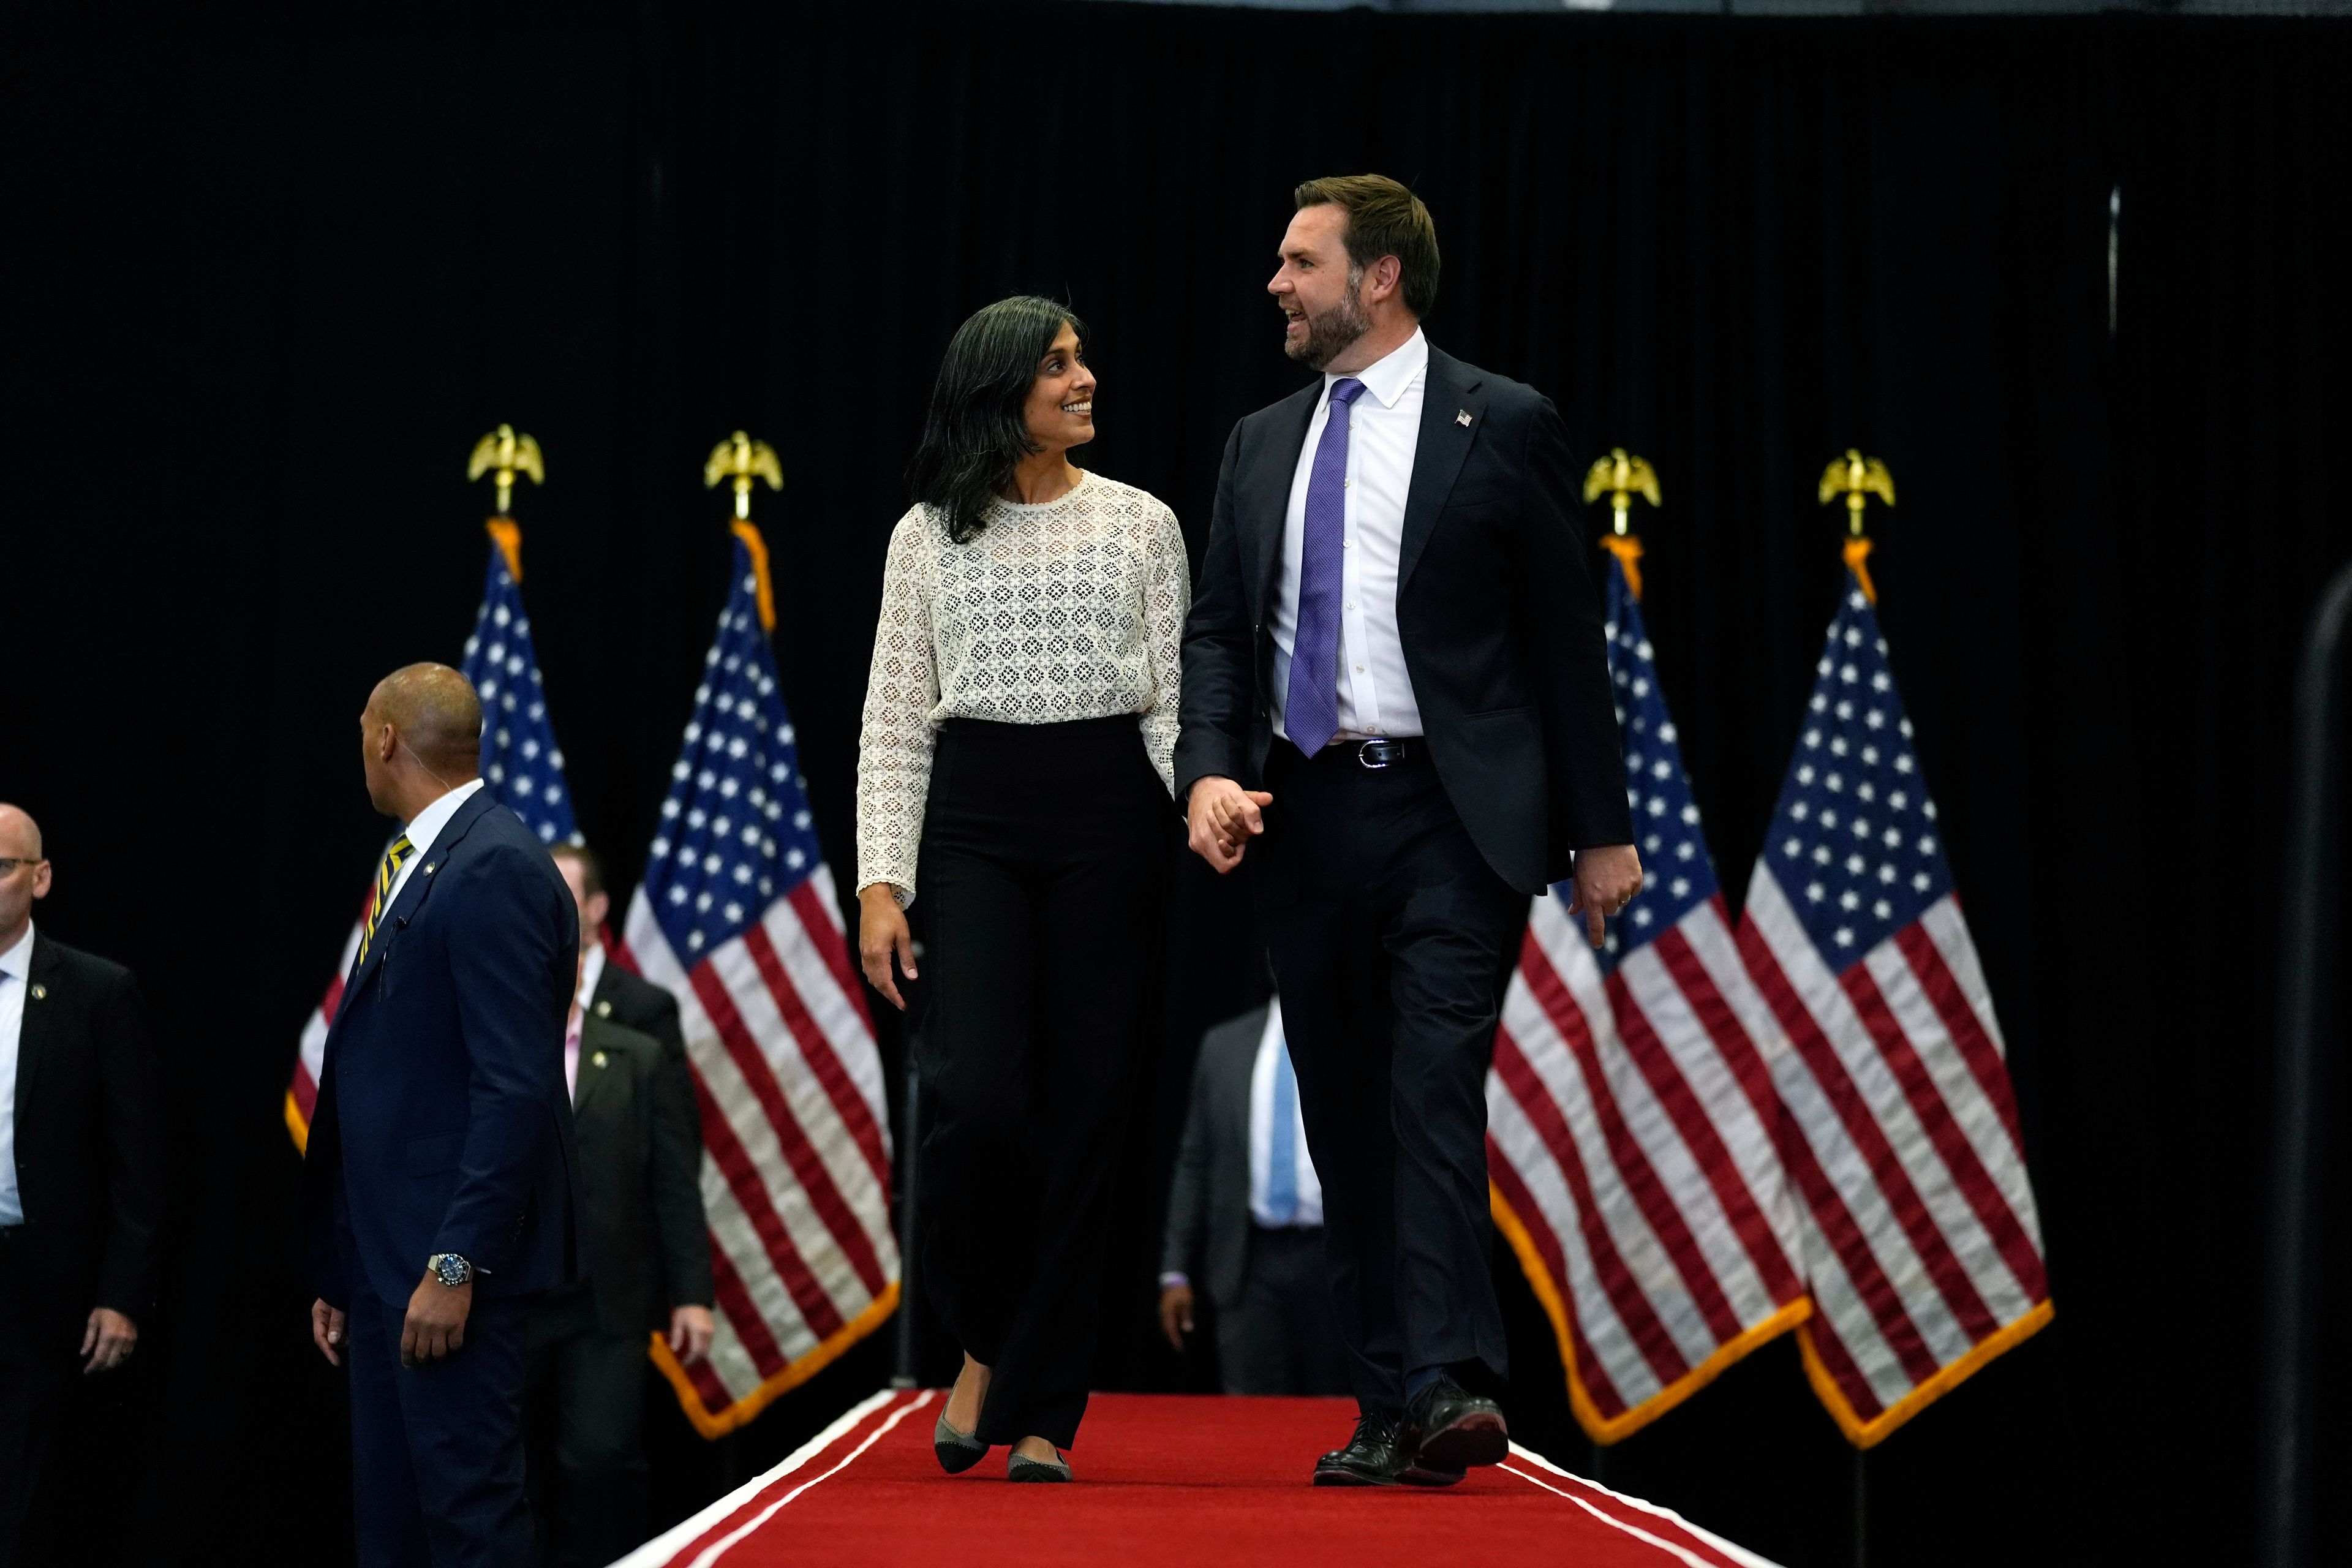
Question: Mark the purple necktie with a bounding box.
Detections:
[1286,377,1368,756]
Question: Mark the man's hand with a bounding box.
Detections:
[1185,777,1273,873]
[668,1304,717,1366]
[1157,1282,1196,1352]
[857,884,917,1010]
[81,1307,137,1374]
[311,1299,347,1367]
[400,1272,473,1368]
[1566,843,1645,948]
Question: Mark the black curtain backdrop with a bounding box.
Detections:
[4,5,2348,1565]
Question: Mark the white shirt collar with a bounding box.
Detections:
[0,921,32,979]
[1326,326,1428,412]
[402,777,487,859]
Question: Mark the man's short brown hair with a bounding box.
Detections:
[549,840,605,899]
[1294,174,1440,319]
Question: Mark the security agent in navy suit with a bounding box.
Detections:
[1177,177,1645,1487]
[300,663,581,1568]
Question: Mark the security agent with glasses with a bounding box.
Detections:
[0,804,162,1567]
[299,663,579,1568]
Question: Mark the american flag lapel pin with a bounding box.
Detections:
[1457,409,1472,427]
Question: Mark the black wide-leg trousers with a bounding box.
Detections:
[1256,740,1528,1418]
[913,716,1172,1450]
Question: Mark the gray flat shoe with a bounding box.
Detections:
[1006,1447,1070,1483]
[933,1410,987,1474]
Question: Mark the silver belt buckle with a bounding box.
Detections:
[1358,739,1403,769]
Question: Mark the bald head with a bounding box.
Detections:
[360,663,483,821]
[372,663,484,776]
[0,803,49,949]
[0,804,41,862]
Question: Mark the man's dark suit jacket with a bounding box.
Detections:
[1174,343,1635,894]
[566,1010,712,1335]
[9,934,161,1340]
[1160,1004,1270,1313]
[300,790,581,1309]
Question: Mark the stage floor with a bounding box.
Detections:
[615,1389,1777,1568]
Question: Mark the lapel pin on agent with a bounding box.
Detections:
[28,982,45,1001]
[1457,409,1472,426]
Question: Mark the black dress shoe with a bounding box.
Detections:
[1312,1412,1410,1487]
[1402,1378,1509,1475]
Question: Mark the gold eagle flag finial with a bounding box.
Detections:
[705,431,784,521]
[467,424,545,518]
[1582,448,1661,600]
[1818,448,1896,604]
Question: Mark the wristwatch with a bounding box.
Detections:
[427,1253,475,1287]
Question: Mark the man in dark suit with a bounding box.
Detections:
[531,845,713,1568]
[1158,996,1347,1397]
[1177,175,1643,1487]
[301,663,580,1568]
[0,804,161,1567]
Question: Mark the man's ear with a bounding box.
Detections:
[584,891,611,933]
[31,862,51,900]
[1363,255,1403,306]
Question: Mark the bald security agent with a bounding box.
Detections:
[300,664,581,1568]
[0,805,161,1567]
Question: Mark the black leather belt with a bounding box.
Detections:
[1306,737,1417,769]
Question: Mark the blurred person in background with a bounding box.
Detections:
[0,804,161,1568]
[1159,992,1348,1397]
[522,930,712,1568]
[856,295,1189,1482]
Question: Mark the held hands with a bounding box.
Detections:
[668,1304,717,1365]
[1157,1282,1196,1352]
[857,884,918,1010]
[1566,843,1645,948]
[1185,777,1273,873]
[400,1271,473,1367]
[81,1307,137,1374]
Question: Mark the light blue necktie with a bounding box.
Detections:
[1265,1037,1300,1224]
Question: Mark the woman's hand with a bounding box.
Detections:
[858,884,918,1009]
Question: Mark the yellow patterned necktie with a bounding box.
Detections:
[356,834,417,967]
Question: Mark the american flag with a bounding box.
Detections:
[285,522,576,1150]
[1734,570,2051,1446]
[1488,554,1810,1442]
[614,521,898,1438]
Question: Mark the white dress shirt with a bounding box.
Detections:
[1271,326,1430,742]
[563,1012,584,1105]
[383,777,486,913]
[0,921,34,1226]
[576,940,608,1019]
[1246,1000,1322,1229]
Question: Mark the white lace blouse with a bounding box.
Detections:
[854,472,1189,905]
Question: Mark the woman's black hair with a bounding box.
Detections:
[905,295,1086,544]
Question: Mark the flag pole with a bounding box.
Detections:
[1820,450,1894,1568]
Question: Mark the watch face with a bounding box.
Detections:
[435,1254,470,1286]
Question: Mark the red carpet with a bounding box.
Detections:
[614,1389,1777,1568]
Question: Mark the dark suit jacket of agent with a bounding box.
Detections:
[1172,344,1635,892]
[1159,1004,1270,1313]
[567,1008,712,1334]
[300,790,581,1309]
[10,935,162,1339]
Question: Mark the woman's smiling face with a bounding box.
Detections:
[1021,322,1096,453]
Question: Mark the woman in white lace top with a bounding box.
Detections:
[854,296,1188,1481]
